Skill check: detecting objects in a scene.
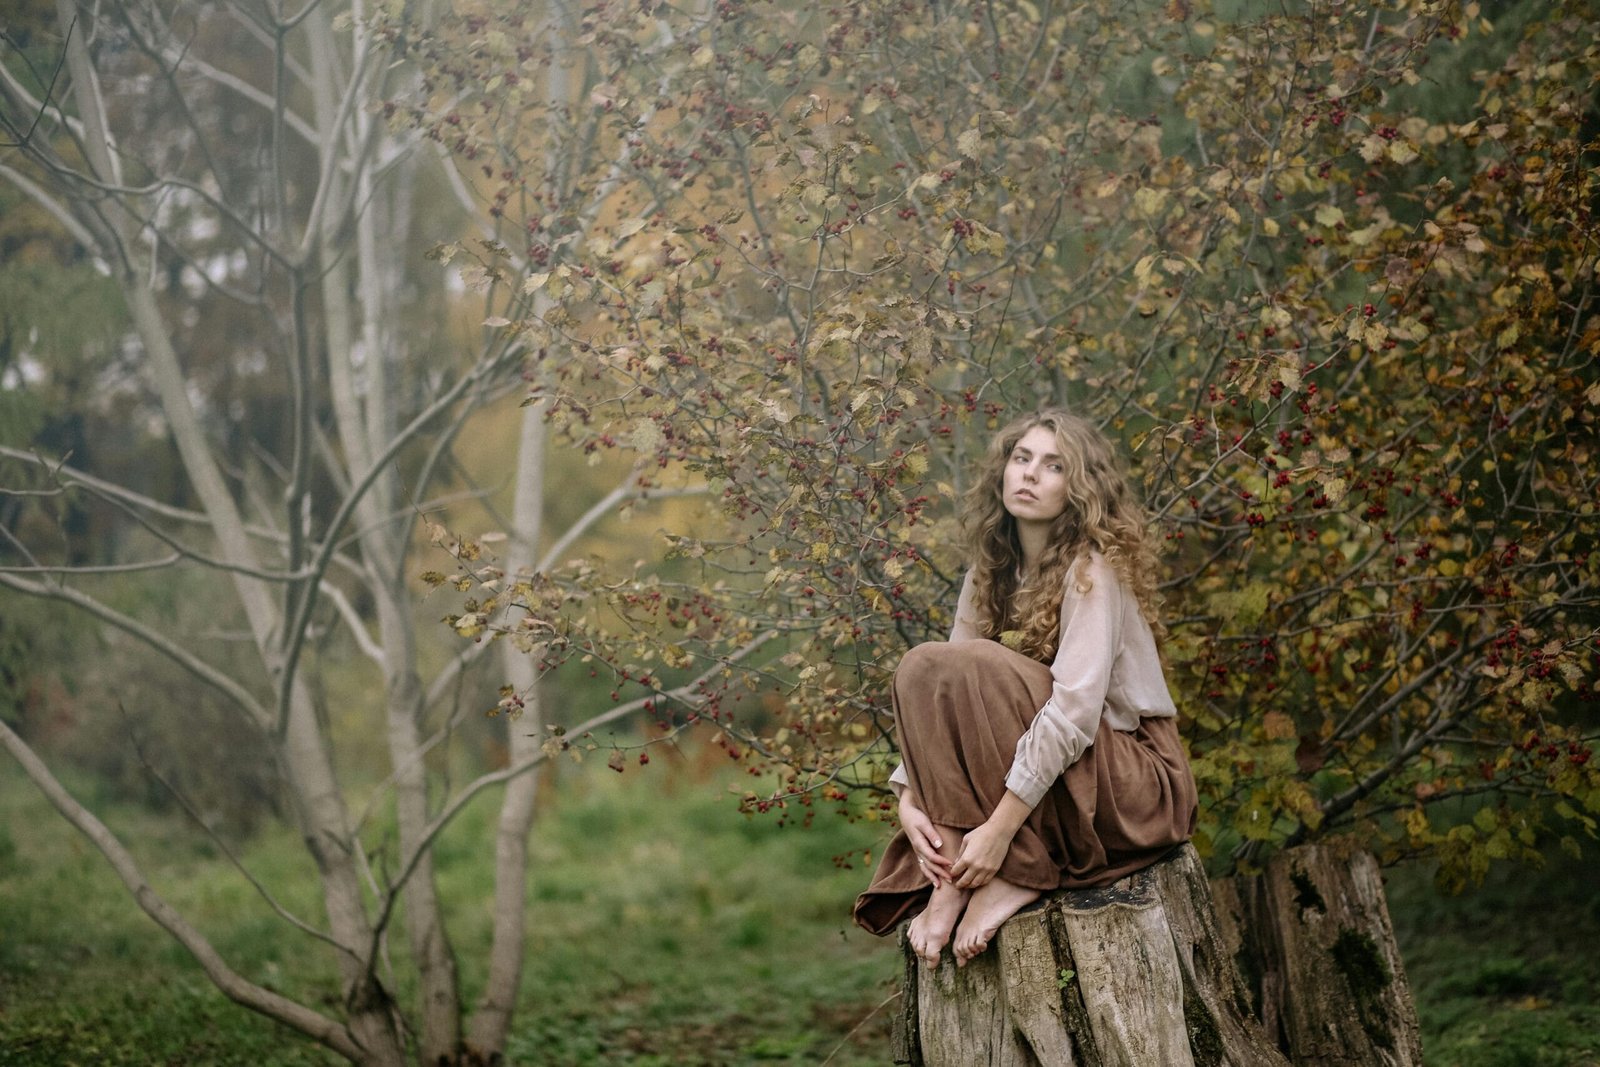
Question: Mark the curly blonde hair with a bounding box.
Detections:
[962,409,1166,661]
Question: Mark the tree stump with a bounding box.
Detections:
[893,844,1290,1066]
[893,841,1419,1065]
[1211,838,1422,1066]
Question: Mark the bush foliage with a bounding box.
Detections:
[405,0,1599,884]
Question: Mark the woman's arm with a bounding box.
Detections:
[952,554,1125,887]
[949,568,980,641]
[1002,553,1124,807]
[898,789,954,884]
[950,790,1032,888]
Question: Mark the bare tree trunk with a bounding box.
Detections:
[463,3,579,1050]
[1211,839,1423,1067]
[306,12,463,1060]
[468,401,547,1056]
[120,208,410,1067]
[38,4,408,1059]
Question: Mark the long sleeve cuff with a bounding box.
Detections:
[1003,764,1052,809]
[889,760,909,790]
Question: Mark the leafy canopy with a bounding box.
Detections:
[404,0,1599,885]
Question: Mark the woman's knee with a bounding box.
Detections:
[897,640,962,684]
[895,639,1008,685]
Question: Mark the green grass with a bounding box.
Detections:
[3,758,1598,1066]
[1385,846,1600,1067]
[0,757,900,1066]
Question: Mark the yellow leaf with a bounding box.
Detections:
[956,127,984,159]
[1261,306,1292,329]
[1211,583,1270,625]
[1348,224,1381,247]
[1133,187,1169,220]
[1263,711,1295,741]
[909,327,933,361]
[631,419,663,454]
[1277,356,1302,392]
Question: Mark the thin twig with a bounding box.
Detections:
[819,990,902,1066]
[115,702,351,959]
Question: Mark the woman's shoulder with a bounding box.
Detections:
[1069,547,1116,580]
[1062,548,1127,598]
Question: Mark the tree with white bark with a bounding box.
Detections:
[0,2,702,1062]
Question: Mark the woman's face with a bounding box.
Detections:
[1002,425,1070,525]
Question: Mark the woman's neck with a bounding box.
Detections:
[1016,520,1051,575]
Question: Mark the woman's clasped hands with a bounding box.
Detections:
[898,793,954,887]
[948,821,1011,889]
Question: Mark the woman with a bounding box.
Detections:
[853,409,1198,969]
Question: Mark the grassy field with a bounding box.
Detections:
[2,757,1597,1066]
[1384,844,1600,1067]
[0,755,899,1066]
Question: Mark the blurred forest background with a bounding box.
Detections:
[1,0,1597,1063]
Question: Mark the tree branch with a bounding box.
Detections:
[319,580,387,667]
[419,475,707,712]
[369,629,780,956]
[0,572,268,728]
[0,717,362,1061]
[118,703,352,958]
[273,348,524,736]
[0,162,101,249]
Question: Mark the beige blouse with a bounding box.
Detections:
[888,551,1178,809]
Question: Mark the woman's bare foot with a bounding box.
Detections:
[952,878,1040,965]
[907,883,971,969]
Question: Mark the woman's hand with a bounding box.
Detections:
[899,793,954,886]
[950,820,1012,889]
[950,791,1032,889]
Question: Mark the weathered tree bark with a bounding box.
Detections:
[895,840,1417,1065]
[1211,839,1422,1067]
[895,844,1290,1066]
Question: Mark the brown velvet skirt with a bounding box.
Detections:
[852,639,1198,937]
